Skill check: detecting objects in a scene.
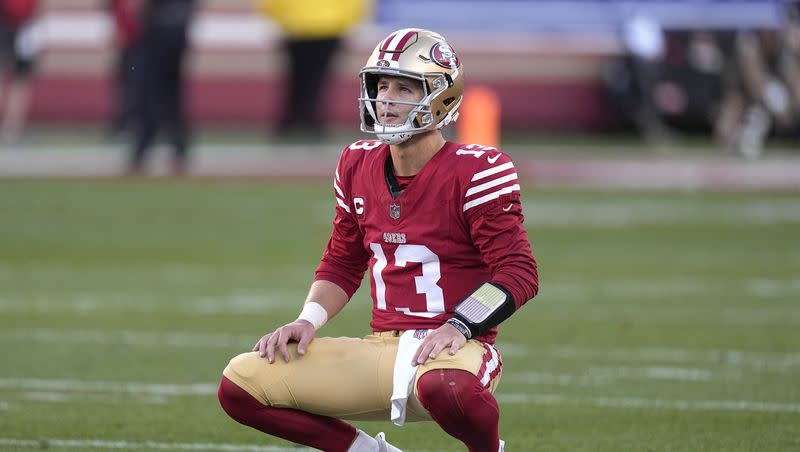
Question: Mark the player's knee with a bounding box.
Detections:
[223,352,269,387]
[417,369,484,416]
[218,375,246,420]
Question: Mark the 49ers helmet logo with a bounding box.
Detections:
[430,42,460,69]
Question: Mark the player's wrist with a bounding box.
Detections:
[446,317,472,339]
[296,301,328,330]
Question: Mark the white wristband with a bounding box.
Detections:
[297,302,328,330]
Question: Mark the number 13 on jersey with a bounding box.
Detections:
[369,243,445,318]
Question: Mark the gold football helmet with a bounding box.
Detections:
[359,28,464,144]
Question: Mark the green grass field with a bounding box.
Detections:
[1,179,798,451]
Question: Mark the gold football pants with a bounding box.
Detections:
[222,332,502,422]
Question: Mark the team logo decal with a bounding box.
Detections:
[376,59,390,67]
[389,203,401,220]
[430,42,460,69]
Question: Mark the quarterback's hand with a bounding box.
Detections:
[412,323,468,366]
[252,320,316,364]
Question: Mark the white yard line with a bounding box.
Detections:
[0,328,255,349]
[19,391,169,405]
[1,279,798,317]
[0,438,313,451]
[2,327,799,370]
[0,378,217,396]
[2,378,799,415]
[503,366,724,386]
[496,343,800,370]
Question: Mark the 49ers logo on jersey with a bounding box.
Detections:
[430,41,459,69]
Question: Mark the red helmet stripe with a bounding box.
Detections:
[379,32,400,51]
[390,31,416,60]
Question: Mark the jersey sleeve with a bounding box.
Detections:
[313,146,370,299]
[462,151,539,308]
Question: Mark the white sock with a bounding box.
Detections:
[347,429,379,452]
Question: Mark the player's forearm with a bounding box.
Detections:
[304,279,350,321]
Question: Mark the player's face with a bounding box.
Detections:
[375,76,425,125]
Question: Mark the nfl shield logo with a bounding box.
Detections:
[389,203,401,220]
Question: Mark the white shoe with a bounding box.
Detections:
[499,439,505,451]
[375,432,403,452]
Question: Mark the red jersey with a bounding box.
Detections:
[315,140,538,343]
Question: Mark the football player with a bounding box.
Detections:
[218,28,539,452]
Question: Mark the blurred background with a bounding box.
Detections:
[0,0,798,174]
[1,1,799,451]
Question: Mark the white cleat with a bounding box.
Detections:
[499,439,505,451]
[375,432,403,452]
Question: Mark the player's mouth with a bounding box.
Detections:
[379,112,402,125]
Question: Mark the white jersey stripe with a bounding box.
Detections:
[471,162,514,182]
[335,169,341,182]
[466,173,519,197]
[334,180,345,199]
[463,184,520,211]
[480,344,501,386]
[336,197,351,213]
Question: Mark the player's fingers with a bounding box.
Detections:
[256,335,267,356]
[415,342,435,365]
[277,330,291,363]
[254,334,269,354]
[448,339,462,355]
[297,331,313,355]
[265,332,279,364]
[428,341,446,360]
[411,339,430,365]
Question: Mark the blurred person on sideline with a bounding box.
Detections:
[685,30,729,128]
[255,0,368,142]
[0,0,40,147]
[128,0,196,175]
[107,0,144,141]
[217,28,538,452]
[715,2,800,158]
[616,12,674,146]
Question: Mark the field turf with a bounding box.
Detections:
[0,179,798,451]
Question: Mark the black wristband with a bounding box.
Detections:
[446,317,473,339]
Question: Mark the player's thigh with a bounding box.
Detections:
[405,340,503,422]
[223,336,394,419]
